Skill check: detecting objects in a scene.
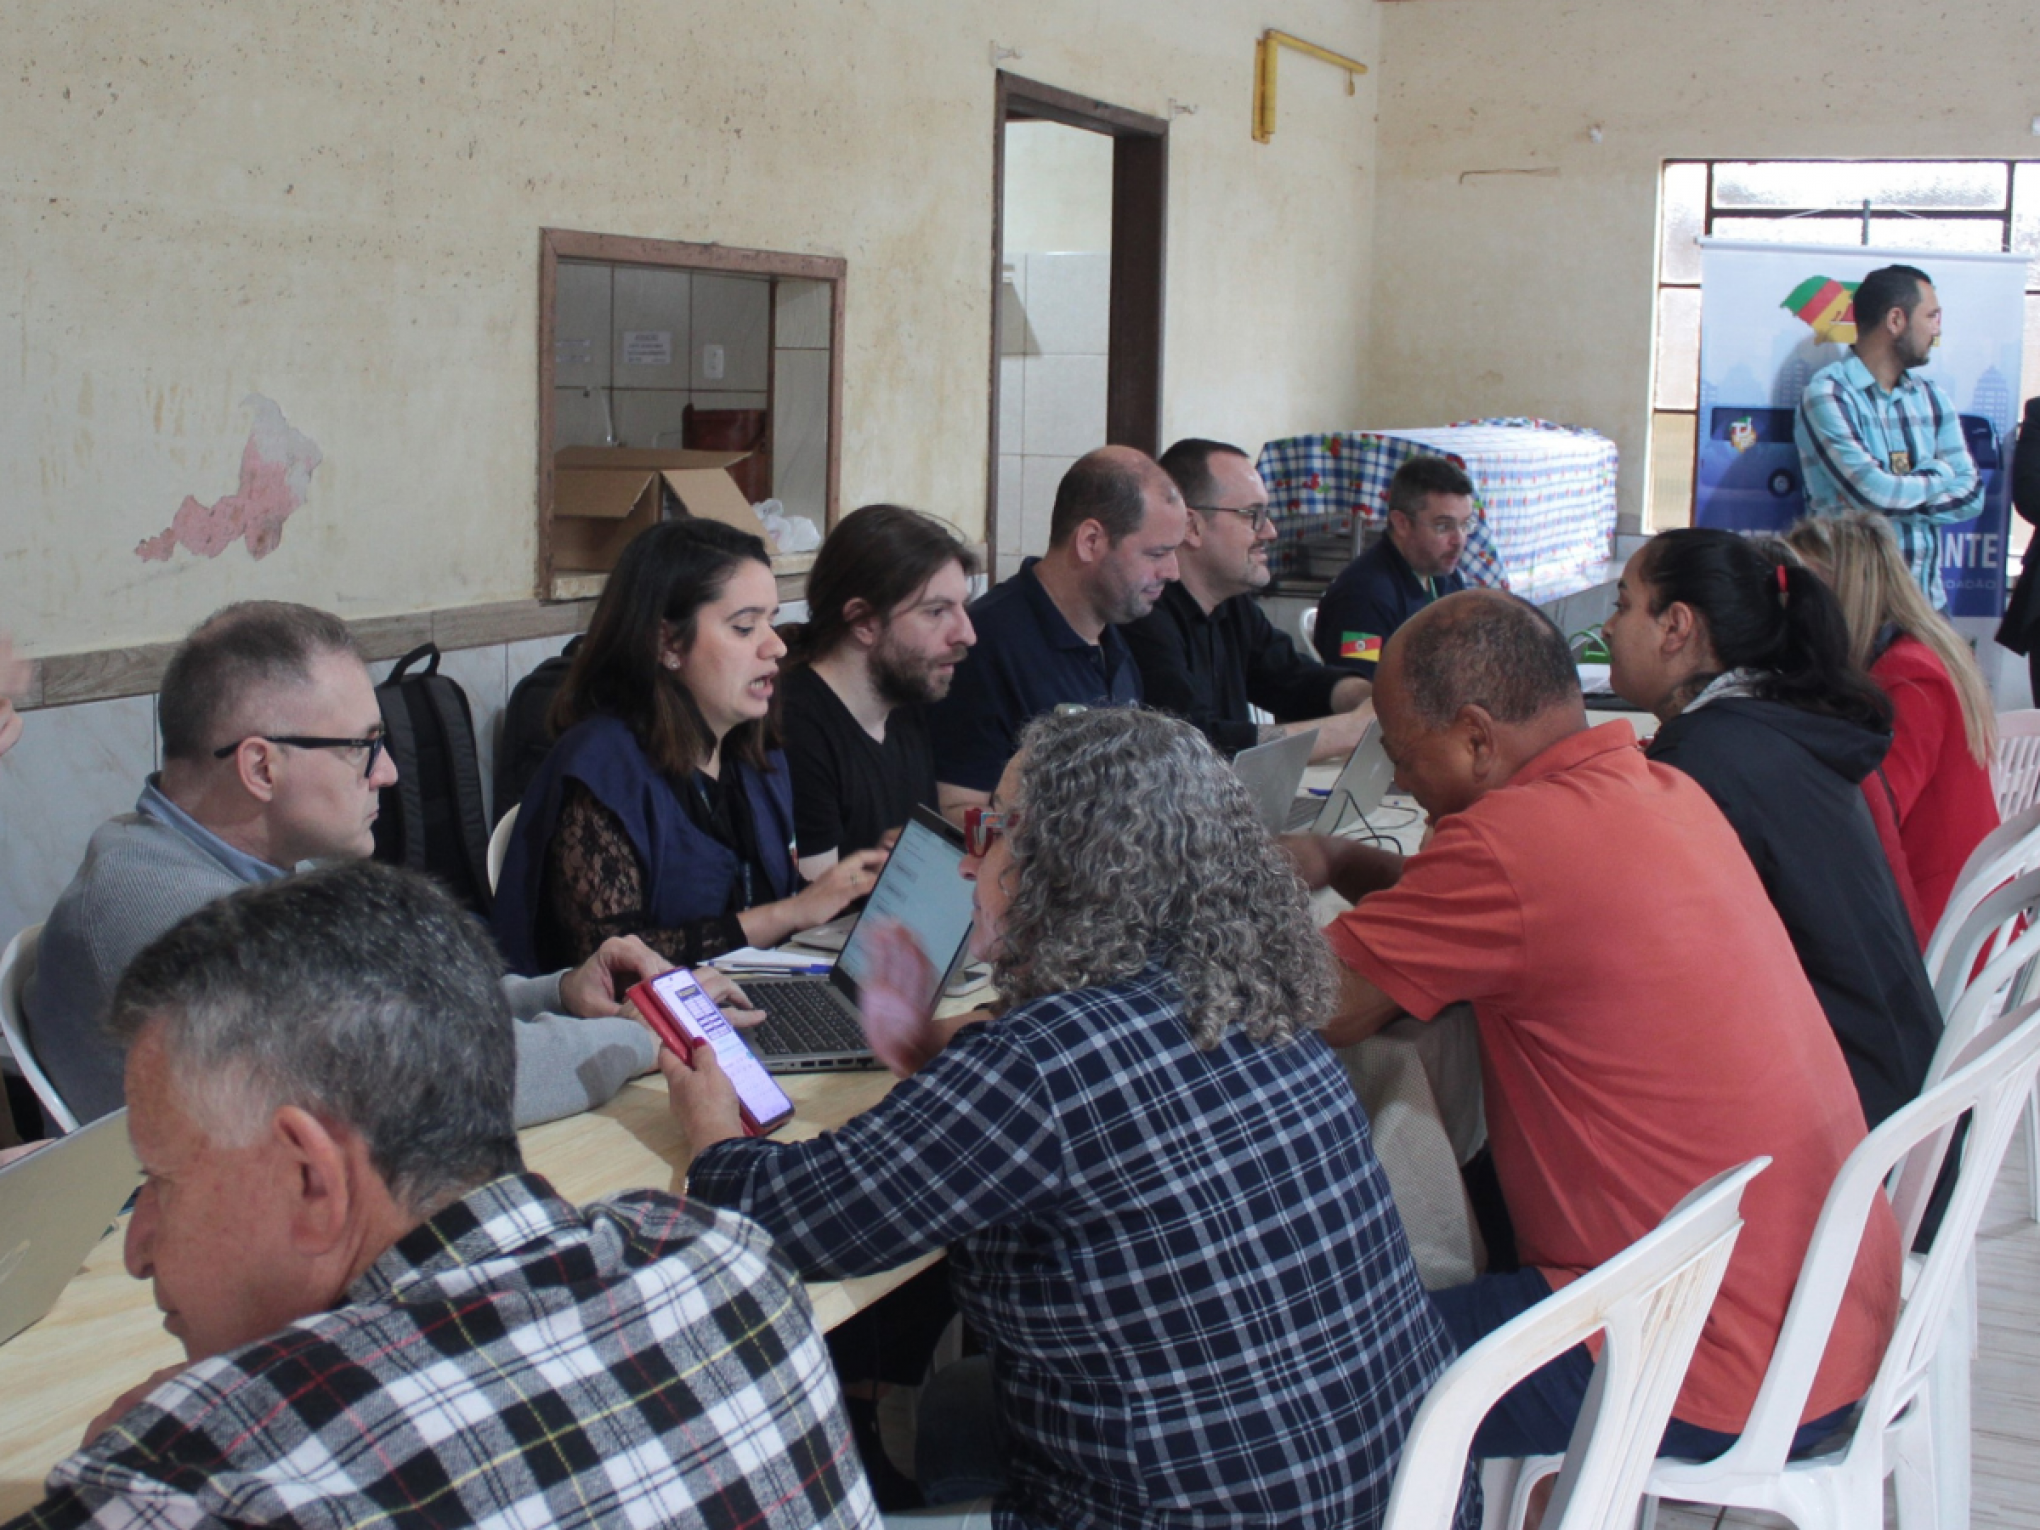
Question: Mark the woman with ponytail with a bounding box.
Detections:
[1602,528,1939,1127]
[1786,511,1999,931]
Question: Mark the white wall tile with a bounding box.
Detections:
[1024,251,1110,356]
[689,391,770,412]
[691,274,771,391]
[999,266,1035,357]
[997,454,1024,563]
[1020,454,1075,560]
[612,389,692,449]
[553,260,612,388]
[612,266,692,390]
[775,278,832,350]
[773,349,830,525]
[554,385,616,449]
[997,355,1023,457]
[1020,353,1107,458]
[0,695,158,955]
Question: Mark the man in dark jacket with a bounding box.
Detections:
[1123,438,1373,760]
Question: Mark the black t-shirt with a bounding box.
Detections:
[780,664,938,859]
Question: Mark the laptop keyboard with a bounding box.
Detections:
[743,979,873,1060]
[1284,795,1324,831]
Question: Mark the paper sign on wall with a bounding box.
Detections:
[555,338,594,368]
[622,331,674,367]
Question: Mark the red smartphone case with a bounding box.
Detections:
[627,976,791,1137]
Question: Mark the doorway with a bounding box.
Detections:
[988,75,1167,581]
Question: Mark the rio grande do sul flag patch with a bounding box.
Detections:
[1339,632,1383,663]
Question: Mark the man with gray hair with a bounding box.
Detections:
[10,862,879,1529]
[28,600,731,1127]
[1284,589,1897,1470]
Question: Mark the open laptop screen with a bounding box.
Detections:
[832,807,975,1012]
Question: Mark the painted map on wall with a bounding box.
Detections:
[136,394,323,562]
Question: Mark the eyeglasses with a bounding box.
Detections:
[1189,502,1274,534]
[213,733,388,780]
[962,806,1016,858]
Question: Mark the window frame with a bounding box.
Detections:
[536,228,846,597]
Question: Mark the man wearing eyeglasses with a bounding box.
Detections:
[1313,454,1475,679]
[1122,439,1373,761]
[29,600,713,1126]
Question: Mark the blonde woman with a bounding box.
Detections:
[1786,512,1999,929]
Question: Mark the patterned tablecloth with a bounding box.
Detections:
[1256,419,1620,592]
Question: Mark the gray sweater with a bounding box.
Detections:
[28,789,657,1129]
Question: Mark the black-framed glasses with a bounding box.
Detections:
[1188,502,1274,534]
[213,733,387,780]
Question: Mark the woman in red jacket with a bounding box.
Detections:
[1787,511,1999,933]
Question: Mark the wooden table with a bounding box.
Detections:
[0,1068,926,1519]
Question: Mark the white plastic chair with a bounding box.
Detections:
[486,804,519,895]
[1921,802,2040,999]
[1923,868,2040,1227]
[1299,606,1318,649]
[1639,1001,2040,1530]
[1990,708,2040,818]
[1383,1160,1766,1530]
[0,926,78,1134]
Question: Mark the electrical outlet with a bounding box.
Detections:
[703,343,726,381]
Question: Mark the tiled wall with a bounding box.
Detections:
[772,279,832,531]
[553,262,772,451]
[995,251,1110,579]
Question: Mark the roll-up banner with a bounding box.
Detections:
[1693,238,2026,617]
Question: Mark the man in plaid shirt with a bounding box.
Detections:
[6,863,877,1530]
[1795,263,1980,610]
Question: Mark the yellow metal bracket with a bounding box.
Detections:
[1253,28,1368,144]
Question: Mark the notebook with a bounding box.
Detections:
[0,1110,142,1348]
[736,805,977,1072]
[1232,727,1318,834]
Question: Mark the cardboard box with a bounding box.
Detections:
[552,447,774,576]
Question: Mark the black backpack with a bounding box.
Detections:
[495,635,581,818]
[371,642,494,915]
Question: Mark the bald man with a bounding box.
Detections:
[928,445,1187,816]
[1285,590,1898,1468]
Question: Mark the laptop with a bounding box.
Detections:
[736,805,977,1072]
[0,1110,142,1348]
[1232,728,1318,834]
[1284,721,1398,834]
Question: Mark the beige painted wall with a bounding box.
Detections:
[1370,0,2040,533]
[2,0,1379,657]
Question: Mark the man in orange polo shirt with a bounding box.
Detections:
[1287,589,1898,1460]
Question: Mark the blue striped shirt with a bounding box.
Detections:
[1794,353,1980,609]
[688,965,1473,1530]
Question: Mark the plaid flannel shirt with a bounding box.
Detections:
[689,965,1475,1530]
[1795,354,1981,610]
[10,1175,880,1530]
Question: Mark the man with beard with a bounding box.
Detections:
[929,446,1187,816]
[780,504,980,875]
[1796,263,1980,610]
[1125,438,1374,760]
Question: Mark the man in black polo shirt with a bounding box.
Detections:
[928,445,1186,815]
[1314,455,1475,678]
[1125,438,1374,760]
[779,504,978,876]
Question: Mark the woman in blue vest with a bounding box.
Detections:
[494,519,886,975]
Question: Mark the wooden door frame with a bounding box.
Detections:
[988,74,1168,578]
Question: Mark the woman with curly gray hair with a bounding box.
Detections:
[673,708,1471,1530]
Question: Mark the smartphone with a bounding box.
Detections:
[629,968,796,1137]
